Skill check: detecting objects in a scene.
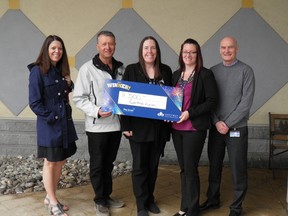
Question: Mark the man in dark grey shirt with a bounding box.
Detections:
[200,37,255,216]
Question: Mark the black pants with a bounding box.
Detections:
[172,130,207,216]
[206,126,248,213]
[86,131,122,205]
[129,139,162,211]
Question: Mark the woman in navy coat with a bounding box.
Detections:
[28,35,78,216]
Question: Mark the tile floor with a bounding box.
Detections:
[0,165,286,216]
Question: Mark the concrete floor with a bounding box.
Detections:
[0,165,286,216]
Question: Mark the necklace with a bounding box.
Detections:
[149,78,156,84]
[179,70,195,88]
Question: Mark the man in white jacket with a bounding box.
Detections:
[73,31,125,216]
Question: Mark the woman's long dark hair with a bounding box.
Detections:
[138,36,162,80]
[35,35,70,76]
[178,38,203,73]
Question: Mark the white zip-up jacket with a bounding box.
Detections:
[73,55,125,132]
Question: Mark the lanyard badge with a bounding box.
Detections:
[229,129,240,137]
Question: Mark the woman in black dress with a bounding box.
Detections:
[121,36,172,216]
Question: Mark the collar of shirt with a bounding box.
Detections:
[222,59,238,67]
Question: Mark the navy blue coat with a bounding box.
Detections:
[28,64,78,148]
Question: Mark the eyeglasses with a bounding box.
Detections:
[182,51,197,55]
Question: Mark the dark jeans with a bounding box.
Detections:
[86,131,122,205]
[207,126,248,213]
[172,129,207,216]
[129,140,162,211]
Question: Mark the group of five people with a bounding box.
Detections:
[28,31,255,216]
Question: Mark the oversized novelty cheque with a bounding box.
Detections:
[101,79,183,121]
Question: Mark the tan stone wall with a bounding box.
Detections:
[0,0,288,125]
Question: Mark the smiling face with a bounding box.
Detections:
[220,37,239,65]
[48,40,63,65]
[142,39,157,64]
[182,43,197,67]
[96,35,116,62]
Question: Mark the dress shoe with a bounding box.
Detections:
[173,211,186,216]
[107,198,125,208]
[229,210,242,216]
[95,204,110,216]
[137,209,149,216]
[147,202,160,213]
[199,200,220,211]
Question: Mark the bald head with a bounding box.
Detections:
[220,37,238,47]
[219,36,239,65]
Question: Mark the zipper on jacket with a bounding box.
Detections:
[90,81,97,124]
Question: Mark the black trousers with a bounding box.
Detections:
[206,126,248,213]
[129,139,162,211]
[86,131,122,205]
[172,130,207,216]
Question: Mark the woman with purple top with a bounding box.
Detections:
[171,38,218,216]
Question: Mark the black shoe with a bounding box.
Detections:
[137,209,149,216]
[147,202,160,213]
[199,200,220,211]
[173,211,186,216]
[229,210,242,216]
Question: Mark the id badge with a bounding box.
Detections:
[229,130,240,137]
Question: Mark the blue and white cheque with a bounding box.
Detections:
[101,79,183,121]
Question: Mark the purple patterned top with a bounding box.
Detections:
[172,82,197,131]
